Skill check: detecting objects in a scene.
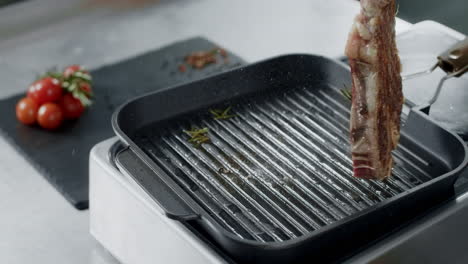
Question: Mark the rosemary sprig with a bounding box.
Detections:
[210,106,236,120]
[184,127,210,147]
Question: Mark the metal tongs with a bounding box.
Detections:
[403,37,468,113]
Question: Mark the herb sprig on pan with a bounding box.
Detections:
[210,106,236,120]
[340,86,352,101]
[184,127,211,147]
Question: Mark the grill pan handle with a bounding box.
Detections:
[114,147,200,221]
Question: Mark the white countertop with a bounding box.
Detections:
[0,1,410,263]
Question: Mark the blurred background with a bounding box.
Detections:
[1,0,468,31]
[395,0,467,34]
[0,0,466,98]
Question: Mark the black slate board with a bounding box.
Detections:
[0,37,245,210]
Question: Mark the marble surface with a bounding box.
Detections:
[0,0,410,263]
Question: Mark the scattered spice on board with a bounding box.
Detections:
[179,47,229,72]
[178,64,186,73]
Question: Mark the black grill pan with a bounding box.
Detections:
[112,55,468,263]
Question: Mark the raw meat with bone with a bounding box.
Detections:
[345,0,403,180]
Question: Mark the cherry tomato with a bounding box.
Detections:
[16,97,39,125]
[63,65,88,78]
[27,77,63,105]
[59,93,84,119]
[37,103,63,130]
